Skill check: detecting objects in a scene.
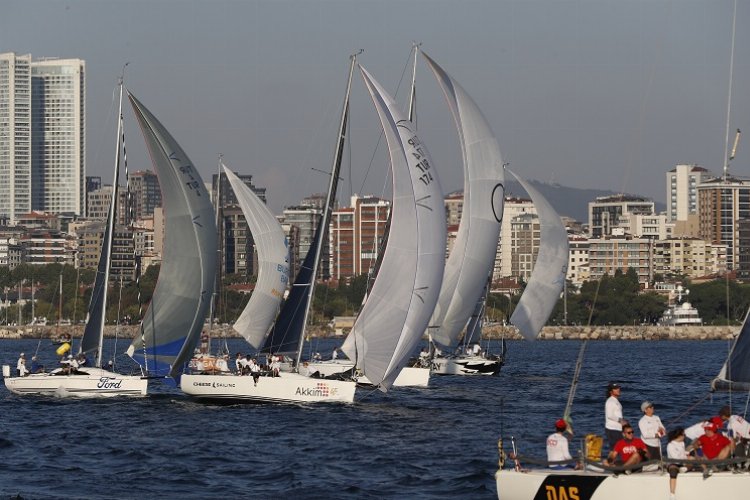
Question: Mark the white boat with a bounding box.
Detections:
[339,64,446,393]
[4,79,148,397]
[496,468,747,500]
[299,360,430,387]
[182,54,361,404]
[659,287,703,326]
[417,52,506,377]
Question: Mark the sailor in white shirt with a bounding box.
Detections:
[604,382,627,449]
[638,401,666,459]
[16,353,26,377]
[719,405,750,439]
[546,419,574,469]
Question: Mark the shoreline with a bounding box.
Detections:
[0,324,737,341]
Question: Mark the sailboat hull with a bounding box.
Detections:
[431,355,503,376]
[3,368,147,397]
[496,469,748,500]
[180,372,356,404]
[299,361,430,387]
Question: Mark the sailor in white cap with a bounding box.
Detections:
[638,400,665,459]
[16,352,28,377]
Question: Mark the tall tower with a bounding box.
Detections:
[0,53,33,223]
[666,164,713,222]
[30,58,86,216]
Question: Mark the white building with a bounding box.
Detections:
[31,58,86,216]
[0,53,33,223]
[494,196,536,280]
[666,164,713,222]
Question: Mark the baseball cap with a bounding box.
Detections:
[607,382,621,392]
[710,416,724,427]
[704,423,717,432]
[555,419,567,430]
[641,401,653,412]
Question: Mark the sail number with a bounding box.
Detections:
[544,485,580,500]
[178,164,204,197]
[407,136,433,186]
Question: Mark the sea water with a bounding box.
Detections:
[0,338,735,499]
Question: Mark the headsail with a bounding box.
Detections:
[125,92,217,380]
[223,164,289,349]
[341,66,446,391]
[422,52,505,349]
[712,306,750,391]
[507,169,569,341]
[80,82,124,365]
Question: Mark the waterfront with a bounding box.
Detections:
[1,338,737,499]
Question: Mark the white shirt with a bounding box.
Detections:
[605,396,623,431]
[332,349,338,360]
[638,414,665,448]
[18,360,29,377]
[666,440,688,460]
[16,357,25,371]
[546,432,572,462]
[472,344,481,355]
[727,415,750,440]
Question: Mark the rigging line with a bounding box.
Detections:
[665,391,712,428]
[357,47,417,194]
[354,384,381,403]
[723,0,738,180]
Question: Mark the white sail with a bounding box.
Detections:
[422,52,505,348]
[222,164,289,349]
[341,66,446,392]
[507,169,569,340]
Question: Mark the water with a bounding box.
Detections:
[1,338,738,499]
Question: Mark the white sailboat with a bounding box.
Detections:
[712,305,750,392]
[181,55,363,404]
[419,51,506,377]
[3,79,150,397]
[337,65,446,392]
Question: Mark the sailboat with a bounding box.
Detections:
[711,306,750,391]
[418,52,507,377]
[3,80,150,397]
[336,64,446,392]
[181,55,363,404]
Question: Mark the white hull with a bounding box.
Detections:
[299,360,430,387]
[496,469,748,500]
[431,355,503,376]
[180,372,356,404]
[3,368,147,397]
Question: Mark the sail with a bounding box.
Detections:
[507,169,568,341]
[421,52,505,348]
[341,66,446,391]
[223,165,289,349]
[713,306,750,388]
[125,92,217,379]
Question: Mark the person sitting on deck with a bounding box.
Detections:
[249,358,261,386]
[30,355,44,374]
[718,405,750,457]
[666,427,695,500]
[546,419,575,469]
[603,424,650,472]
[471,343,482,356]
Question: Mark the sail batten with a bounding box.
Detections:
[507,169,569,341]
[341,66,445,391]
[125,92,217,380]
[223,165,289,349]
[421,52,504,349]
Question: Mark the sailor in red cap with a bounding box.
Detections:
[546,418,574,469]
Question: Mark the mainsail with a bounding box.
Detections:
[223,164,289,349]
[422,52,505,348]
[507,169,569,341]
[125,92,217,379]
[341,66,446,391]
[80,82,124,365]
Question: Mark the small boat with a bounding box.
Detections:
[659,286,703,326]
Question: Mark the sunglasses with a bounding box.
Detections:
[623,431,634,435]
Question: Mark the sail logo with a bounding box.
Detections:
[97,377,122,389]
[212,381,235,388]
[295,382,338,398]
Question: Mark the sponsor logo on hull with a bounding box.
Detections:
[295,382,338,397]
[533,475,607,500]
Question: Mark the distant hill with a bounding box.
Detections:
[503,180,666,223]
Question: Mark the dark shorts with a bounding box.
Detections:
[606,428,622,449]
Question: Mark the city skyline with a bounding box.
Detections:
[2,1,749,216]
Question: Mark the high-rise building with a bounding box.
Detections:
[127,170,161,221]
[494,196,536,280]
[588,235,653,286]
[697,175,750,270]
[0,53,33,223]
[666,164,712,222]
[587,195,654,238]
[510,212,541,281]
[30,57,85,216]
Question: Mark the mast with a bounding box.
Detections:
[293,51,360,369]
[57,270,63,333]
[207,154,223,354]
[407,42,421,123]
[95,76,124,367]
[723,0,738,180]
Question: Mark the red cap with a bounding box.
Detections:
[704,423,717,432]
[555,419,567,430]
[711,416,724,427]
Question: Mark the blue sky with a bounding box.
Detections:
[3,0,748,214]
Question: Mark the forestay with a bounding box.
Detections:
[223,165,289,349]
[422,52,504,348]
[126,92,217,379]
[507,169,568,340]
[341,66,446,391]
